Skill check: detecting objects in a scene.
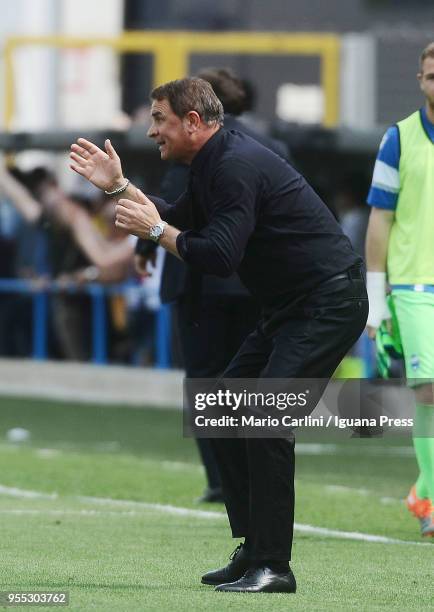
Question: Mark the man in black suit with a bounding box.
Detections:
[135,69,288,503]
[70,78,367,594]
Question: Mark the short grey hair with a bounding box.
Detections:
[151,77,224,126]
[420,42,434,71]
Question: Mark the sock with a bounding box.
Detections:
[243,537,251,553]
[256,560,289,573]
[413,403,434,501]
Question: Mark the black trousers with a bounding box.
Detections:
[176,294,260,488]
[211,271,368,561]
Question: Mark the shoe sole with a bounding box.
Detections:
[201,578,222,586]
[202,574,247,586]
[406,505,434,536]
[215,585,296,593]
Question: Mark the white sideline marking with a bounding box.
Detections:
[161,460,202,472]
[293,523,432,546]
[296,443,413,457]
[36,448,61,458]
[325,484,399,505]
[0,485,58,500]
[78,495,222,520]
[326,484,371,496]
[0,509,141,517]
[0,483,431,547]
[0,484,221,520]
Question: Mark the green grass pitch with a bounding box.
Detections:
[0,395,432,611]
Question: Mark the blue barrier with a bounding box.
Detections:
[0,278,171,368]
[0,278,375,375]
[156,304,171,369]
[360,331,376,378]
[33,291,48,360]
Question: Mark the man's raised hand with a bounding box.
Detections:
[70,138,124,192]
[115,189,161,239]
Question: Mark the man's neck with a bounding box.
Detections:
[424,101,434,125]
[184,126,221,165]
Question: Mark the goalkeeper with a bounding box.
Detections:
[366,42,434,537]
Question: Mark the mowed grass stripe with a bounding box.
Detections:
[0,442,423,541]
[0,496,432,611]
[0,487,431,548]
[0,395,432,610]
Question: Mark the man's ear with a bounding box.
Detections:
[184,111,202,133]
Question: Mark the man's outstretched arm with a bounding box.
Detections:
[0,157,41,222]
[116,160,258,277]
[365,207,395,338]
[69,137,186,223]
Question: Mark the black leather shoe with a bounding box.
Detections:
[215,566,297,593]
[201,543,250,585]
[196,487,224,503]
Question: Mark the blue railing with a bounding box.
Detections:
[0,278,171,368]
[0,277,375,376]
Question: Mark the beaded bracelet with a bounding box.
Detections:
[104,178,130,196]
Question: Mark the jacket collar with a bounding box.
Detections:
[190,127,225,175]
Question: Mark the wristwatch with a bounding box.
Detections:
[149,221,167,243]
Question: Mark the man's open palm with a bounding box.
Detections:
[70,138,124,192]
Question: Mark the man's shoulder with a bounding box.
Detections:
[213,152,258,180]
[222,127,258,147]
[367,124,401,209]
[376,125,400,167]
[213,129,291,187]
[396,109,420,128]
[221,129,282,166]
[223,116,288,158]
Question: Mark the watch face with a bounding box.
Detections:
[150,223,164,241]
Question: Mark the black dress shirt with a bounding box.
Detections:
[137,114,289,303]
[152,129,361,311]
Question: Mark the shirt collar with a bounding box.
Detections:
[190,128,225,175]
[420,106,434,142]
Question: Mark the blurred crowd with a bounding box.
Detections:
[0,156,163,364]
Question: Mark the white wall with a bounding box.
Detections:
[0,0,124,130]
[340,33,377,129]
[0,0,58,130]
[59,0,124,128]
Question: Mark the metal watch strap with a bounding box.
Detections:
[149,221,167,243]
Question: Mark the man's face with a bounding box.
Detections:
[147,98,191,162]
[418,57,434,107]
